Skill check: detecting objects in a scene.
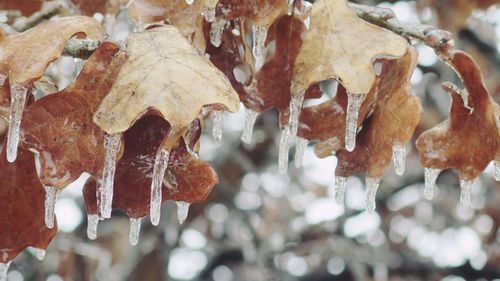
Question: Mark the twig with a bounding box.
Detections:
[11,1,67,32]
[62,38,100,59]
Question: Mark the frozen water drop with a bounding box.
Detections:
[150,148,170,226]
[392,143,406,176]
[345,93,365,152]
[6,84,28,162]
[99,133,121,219]
[0,261,11,281]
[424,168,441,200]
[494,160,500,181]
[365,177,380,214]
[129,217,142,246]
[212,111,224,143]
[87,214,99,240]
[252,25,268,70]
[210,18,227,47]
[203,6,215,22]
[288,91,305,137]
[278,127,290,174]
[459,179,473,207]
[34,248,46,261]
[294,137,308,169]
[334,176,346,204]
[44,186,60,229]
[176,201,190,224]
[241,109,258,144]
[185,0,193,4]
[287,0,295,15]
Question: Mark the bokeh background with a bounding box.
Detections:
[1,0,500,280]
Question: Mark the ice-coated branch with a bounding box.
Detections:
[11,1,68,32]
[350,3,455,54]
[62,38,100,59]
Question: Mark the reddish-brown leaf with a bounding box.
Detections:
[0,0,44,16]
[20,42,124,188]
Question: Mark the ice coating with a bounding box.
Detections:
[294,137,308,169]
[424,168,441,200]
[334,176,347,205]
[87,214,99,240]
[212,111,225,143]
[176,201,190,224]
[365,177,380,214]
[392,143,406,176]
[129,217,142,246]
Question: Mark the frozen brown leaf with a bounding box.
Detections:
[0,0,44,16]
[83,115,218,219]
[416,50,500,181]
[291,0,407,97]
[19,42,124,189]
[93,25,239,146]
[335,46,422,179]
[0,146,57,263]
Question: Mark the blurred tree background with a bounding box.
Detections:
[1,0,500,280]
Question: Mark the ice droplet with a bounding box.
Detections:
[294,137,308,169]
[0,261,11,281]
[288,91,305,138]
[212,111,224,143]
[459,179,473,207]
[87,214,99,240]
[210,18,227,47]
[365,177,380,214]
[6,84,28,163]
[185,0,193,4]
[278,127,290,174]
[150,148,170,226]
[99,133,121,219]
[287,0,295,15]
[334,176,347,204]
[345,93,365,152]
[424,168,441,200]
[34,248,46,261]
[241,109,258,144]
[176,201,190,224]
[44,186,60,229]
[129,217,142,246]
[252,25,268,70]
[203,6,215,22]
[494,160,500,181]
[392,143,406,176]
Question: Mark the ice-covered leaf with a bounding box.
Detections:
[93,25,239,144]
[0,146,57,263]
[416,50,500,181]
[83,115,218,219]
[334,46,422,178]
[291,0,407,97]
[19,42,124,188]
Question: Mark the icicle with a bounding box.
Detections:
[129,217,142,246]
[294,137,308,169]
[0,261,11,281]
[278,126,290,174]
[99,133,121,219]
[392,143,406,176]
[241,109,258,144]
[203,7,215,22]
[345,93,365,152]
[494,160,500,181]
[44,186,60,229]
[87,214,99,240]
[365,177,380,214]
[34,248,46,261]
[6,84,28,162]
[176,201,190,224]
[210,18,227,47]
[288,92,305,137]
[423,168,441,200]
[334,176,346,204]
[150,148,170,226]
[212,111,224,143]
[287,0,295,15]
[459,179,473,207]
[252,25,268,70]
[185,0,193,4]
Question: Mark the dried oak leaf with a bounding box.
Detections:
[0,0,44,16]
[83,115,218,219]
[291,0,407,97]
[215,0,288,27]
[416,50,500,180]
[93,25,239,145]
[19,42,124,188]
[0,16,105,106]
[334,46,422,178]
[0,146,57,262]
